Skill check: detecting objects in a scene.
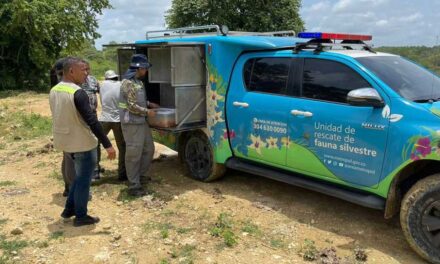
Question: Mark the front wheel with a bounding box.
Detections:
[401,174,440,263]
[182,131,225,182]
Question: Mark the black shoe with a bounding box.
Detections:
[63,185,69,197]
[117,175,128,182]
[73,215,100,227]
[61,209,75,218]
[127,187,146,197]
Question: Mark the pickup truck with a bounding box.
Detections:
[115,25,440,263]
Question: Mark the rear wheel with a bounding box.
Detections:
[401,174,440,263]
[182,131,225,182]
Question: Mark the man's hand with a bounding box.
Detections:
[147,109,156,118]
[105,146,116,160]
[149,102,160,109]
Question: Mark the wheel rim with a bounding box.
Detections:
[185,136,212,179]
[422,200,440,248]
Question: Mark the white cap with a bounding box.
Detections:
[104,70,118,79]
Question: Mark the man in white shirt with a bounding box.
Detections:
[97,70,127,181]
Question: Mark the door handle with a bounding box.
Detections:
[291,110,313,117]
[233,101,249,108]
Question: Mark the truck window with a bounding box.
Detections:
[244,58,290,95]
[302,59,370,103]
[356,56,440,102]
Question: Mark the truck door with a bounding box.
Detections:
[226,54,294,166]
[286,57,389,187]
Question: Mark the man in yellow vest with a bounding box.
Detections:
[49,57,116,227]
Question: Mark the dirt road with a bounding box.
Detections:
[0,92,427,263]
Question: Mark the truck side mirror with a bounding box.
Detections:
[347,88,385,108]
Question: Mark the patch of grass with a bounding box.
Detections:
[0,110,52,141]
[241,220,262,237]
[49,231,64,240]
[270,238,285,248]
[117,188,142,202]
[0,143,6,150]
[170,245,195,264]
[159,259,170,264]
[0,181,15,187]
[48,170,62,181]
[160,209,175,217]
[176,227,192,234]
[0,219,7,227]
[210,213,237,247]
[142,222,174,239]
[0,90,23,99]
[34,240,49,248]
[0,234,29,258]
[299,239,318,261]
[33,161,47,169]
[161,228,169,239]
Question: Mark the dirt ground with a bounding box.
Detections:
[0,92,428,264]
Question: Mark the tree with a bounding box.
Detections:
[0,0,111,90]
[165,0,304,34]
[63,40,118,80]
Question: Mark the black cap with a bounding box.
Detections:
[129,54,152,69]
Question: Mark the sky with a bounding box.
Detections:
[95,0,440,49]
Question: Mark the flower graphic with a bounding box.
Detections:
[248,134,265,155]
[281,137,291,148]
[207,89,224,108]
[266,137,279,149]
[213,110,224,124]
[223,129,236,140]
[410,153,420,161]
[209,74,217,84]
[415,137,432,157]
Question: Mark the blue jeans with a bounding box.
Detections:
[64,149,97,218]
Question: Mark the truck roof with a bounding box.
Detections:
[135,35,394,58]
[135,35,306,51]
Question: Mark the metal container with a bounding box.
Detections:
[148,46,205,86]
[148,108,176,128]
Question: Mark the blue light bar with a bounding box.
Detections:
[298,32,322,39]
[298,32,372,41]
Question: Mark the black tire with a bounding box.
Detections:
[182,131,225,182]
[401,174,440,263]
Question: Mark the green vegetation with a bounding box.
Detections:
[48,170,62,181]
[49,231,64,240]
[142,221,174,239]
[170,244,196,264]
[376,46,440,75]
[270,238,285,248]
[241,220,262,237]
[0,1,112,91]
[34,240,49,249]
[63,41,118,80]
[0,219,7,226]
[299,239,318,261]
[209,213,237,247]
[0,234,29,262]
[166,0,304,33]
[0,109,51,140]
[0,181,16,187]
